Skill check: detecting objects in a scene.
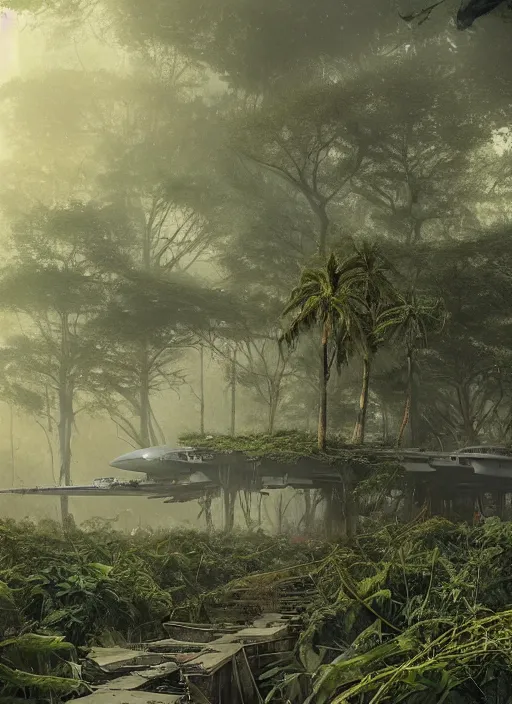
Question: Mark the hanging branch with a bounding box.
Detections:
[399,0,447,25]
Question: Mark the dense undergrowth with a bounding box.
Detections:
[0,516,321,701]
[3,517,512,702]
[0,517,321,642]
[257,517,512,703]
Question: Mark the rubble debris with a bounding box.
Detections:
[94,663,179,692]
[82,612,297,704]
[87,647,170,672]
[76,692,186,704]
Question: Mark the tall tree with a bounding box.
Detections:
[411,231,512,447]
[349,242,397,445]
[348,58,484,260]
[94,64,222,447]
[232,88,369,257]
[9,60,219,449]
[203,310,296,435]
[93,268,238,446]
[0,202,130,522]
[375,291,445,445]
[281,253,362,450]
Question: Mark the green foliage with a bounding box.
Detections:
[0,626,84,702]
[281,251,365,353]
[181,430,340,461]
[0,518,320,643]
[0,518,323,701]
[102,0,397,92]
[179,430,402,467]
[4,517,512,703]
[247,517,512,703]
[375,292,446,354]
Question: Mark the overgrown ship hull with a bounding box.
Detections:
[2,444,512,510]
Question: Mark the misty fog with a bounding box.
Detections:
[0,0,510,532]
[4,3,512,703]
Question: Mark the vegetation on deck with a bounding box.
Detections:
[179,430,399,466]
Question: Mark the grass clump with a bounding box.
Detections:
[179,430,402,467]
[0,586,85,702]
[180,430,342,463]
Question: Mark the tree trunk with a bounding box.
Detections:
[267,389,280,435]
[9,405,15,486]
[139,344,151,448]
[224,488,236,532]
[58,386,73,527]
[140,222,155,448]
[239,490,253,529]
[149,407,165,445]
[352,355,371,444]
[318,323,329,451]
[257,494,263,529]
[494,491,505,519]
[397,396,411,447]
[317,203,329,258]
[304,490,312,533]
[324,487,334,539]
[397,351,413,448]
[331,486,348,538]
[457,384,477,445]
[381,402,389,444]
[275,493,295,534]
[403,482,416,522]
[222,466,236,532]
[58,315,74,527]
[230,349,236,436]
[199,346,205,435]
[303,489,322,534]
[276,494,285,534]
[199,492,213,532]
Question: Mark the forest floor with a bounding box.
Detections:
[2,516,512,702]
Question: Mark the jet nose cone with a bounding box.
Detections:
[109,445,171,471]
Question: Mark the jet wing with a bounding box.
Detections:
[0,478,219,502]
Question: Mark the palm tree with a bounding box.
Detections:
[376,291,445,446]
[348,242,398,445]
[281,253,362,451]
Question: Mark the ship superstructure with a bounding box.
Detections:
[2,443,512,519]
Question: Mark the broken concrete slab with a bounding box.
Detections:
[94,663,179,692]
[252,613,287,628]
[163,621,239,631]
[229,623,289,642]
[182,643,243,676]
[166,651,208,666]
[162,622,237,643]
[140,638,206,653]
[76,692,185,704]
[87,647,170,672]
[185,646,261,704]
[83,613,298,704]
